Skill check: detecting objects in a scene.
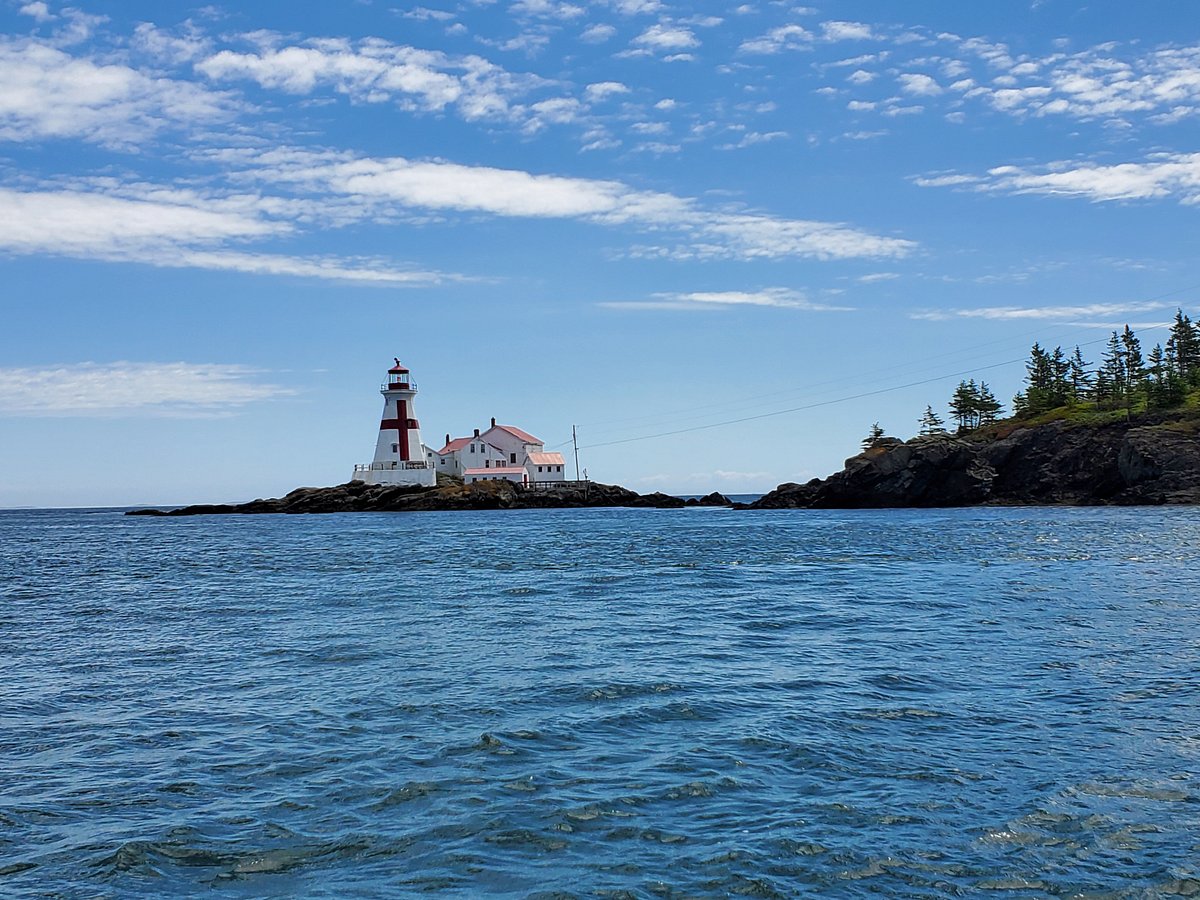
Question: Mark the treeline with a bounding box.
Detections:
[1012,310,1200,418]
[900,308,1200,440]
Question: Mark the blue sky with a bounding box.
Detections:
[2,0,1199,506]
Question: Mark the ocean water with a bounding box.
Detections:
[3,505,1200,898]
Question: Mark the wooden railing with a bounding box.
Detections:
[520,480,590,492]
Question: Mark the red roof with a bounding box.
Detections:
[437,437,471,454]
[488,424,542,445]
[464,466,526,476]
[387,357,409,374]
[526,452,565,466]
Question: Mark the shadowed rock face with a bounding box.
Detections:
[126,480,704,516]
[750,417,1200,509]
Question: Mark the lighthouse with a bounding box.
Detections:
[350,358,437,487]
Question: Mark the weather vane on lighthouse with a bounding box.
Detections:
[350,358,437,486]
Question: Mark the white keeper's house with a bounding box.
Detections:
[351,357,568,488]
[437,419,568,486]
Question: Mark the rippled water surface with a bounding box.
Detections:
[3,505,1200,897]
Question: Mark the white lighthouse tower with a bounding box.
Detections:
[350,358,437,487]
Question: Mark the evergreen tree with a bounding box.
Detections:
[1167,309,1200,386]
[1050,346,1071,405]
[1068,345,1093,401]
[977,382,1003,425]
[1017,342,1069,414]
[1121,325,1146,414]
[861,422,885,450]
[918,405,947,436]
[1147,342,1186,409]
[949,380,981,432]
[1098,331,1126,407]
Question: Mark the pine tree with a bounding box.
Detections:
[977,382,1003,425]
[1068,345,1093,402]
[1167,309,1200,386]
[918,405,946,436]
[861,422,885,450]
[1098,331,1126,407]
[1121,325,1146,414]
[1050,346,1071,406]
[1018,342,1068,414]
[1147,342,1186,409]
[949,380,981,432]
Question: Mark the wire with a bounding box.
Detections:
[578,320,1176,451]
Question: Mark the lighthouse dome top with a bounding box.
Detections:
[387,358,410,375]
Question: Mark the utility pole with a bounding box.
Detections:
[572,424,581,481]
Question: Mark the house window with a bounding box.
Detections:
[391,443,398,452]
[510,452,517,463]
[538,465,543,472]
[557,466,562,472]
[470,444,476,453]
[485,459,490,468]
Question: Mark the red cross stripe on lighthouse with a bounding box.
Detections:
[379,399,411,460]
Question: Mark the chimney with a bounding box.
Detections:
[474,428,480,437]
[491,416,496,428]
[445,433,450,446]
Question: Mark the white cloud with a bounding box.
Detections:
[611,0,662,13]
[601,288,852,311]
[719,130,788,149]
[0,186,449,284]
[402,7,457,21]
[897,72,941,95]
[911,172,979,188]
[132,23,211,64]
[0,186,282,254]
[738,24,811,55]
[918,153,1200,204]
[510,0,585,19]
[585,80,629,100]
[847,68,874,85]
[227,148,915,260]
[0,362,293,417]
[18,2,55,22]
[0,38,236,146]
[631,24,698,52]
[526,96,582,126]
[196,37,548,126]
[630,120,668,134]
[821,21,875,42]
[943,35,1200,124]
[580,23,617,43]
[911,301,1168,322]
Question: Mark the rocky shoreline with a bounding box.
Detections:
[126,480,733,516]
[749,413,1200,509]
[126,414,1200,516]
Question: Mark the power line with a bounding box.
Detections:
[579,320,1175,451]
[575,283,1200,433]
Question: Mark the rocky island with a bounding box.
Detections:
[126,479,733,516]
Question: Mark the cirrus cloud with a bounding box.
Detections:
[0,362,294,418]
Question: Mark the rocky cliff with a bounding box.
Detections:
[750,414,1200,509]
[125,479,716,516]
